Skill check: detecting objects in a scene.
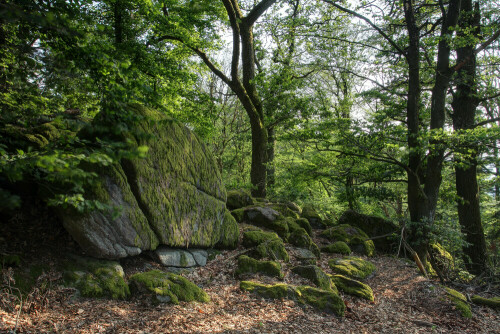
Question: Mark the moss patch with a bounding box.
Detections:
[231,208,246,223]
[296,286,345,316]
[129,270,209,304]
[331,274,374,301]
[445,287,472,318]
[216,210,239,249]
[328,256,376,280]
[321,242,351,255]
[242,230,280,247]
[255,240,290,262]
[471,295,500,309]
[292,265,336,292]
[240,281,345,316]
[226,189,255,210]
[288,228,320,258]
[236,255,283,279]
[63,257,129,300]
[321,224,374,256]
[301,204,323,229]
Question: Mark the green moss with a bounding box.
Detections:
[296,286,345,316]
[321,242,351,255]
[255,239,290,262]
[295,218,312,236]
[12,264,49,295]
[236,255,283,279]
[292,265,335,292]
[231,208,245,223]
[471,295,500,309]
[242,230,280,247]
[63,258,129,300]
[240,281,296,300]
[331,274,374,301]
[267,204,300,219]
[240,281,345,316]
[288,228,320,258]
[301,204,323,227]
[428,243,455,275]
[216,210,239,249]
[328,256,376,280]
[129,270,209,304]
[322,225,374,256]
[226,189,255,210]
[445,287,472,318]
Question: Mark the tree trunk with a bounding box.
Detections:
[114,0,123,44]
[451,0,488,275]
[266,126,276,189]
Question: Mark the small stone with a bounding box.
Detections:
[290,248,317,260]
[188,249,208,266]
[154,247,197,267]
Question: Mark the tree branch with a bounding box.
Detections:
[453,24,500,71]
[246,0,278,26]
[321,0,406,56]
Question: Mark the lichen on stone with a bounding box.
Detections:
[236,255,283,279]
[129,270,209,304]
[328,256,376,280]
[321,241,351,255]
[330,274,374,301]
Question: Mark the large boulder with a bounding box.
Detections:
[59,105,238,259]
[338,210,398,252]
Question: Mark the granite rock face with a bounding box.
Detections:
[59,105,238,259]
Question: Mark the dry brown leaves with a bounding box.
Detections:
[1,232,499,333]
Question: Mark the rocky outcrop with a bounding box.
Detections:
[321,224,375,256]
[337,210,398,252]
[59,105,238,259]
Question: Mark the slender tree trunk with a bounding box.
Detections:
[114,0,123,44]
[267,126,276,189]
[451,0,488,275]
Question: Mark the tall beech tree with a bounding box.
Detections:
[158,0,278,197]
[451,1,487,274]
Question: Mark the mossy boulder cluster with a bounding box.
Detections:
[240,281,345,316]
[59,105,238,259]
[328,256,376,280]
[63,256,209,304]
[321,225,375,256]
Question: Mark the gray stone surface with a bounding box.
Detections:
[188,249,208,266]
[290,247,317,260]
[154,247,197,267]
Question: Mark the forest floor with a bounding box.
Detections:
[0,215,499,334]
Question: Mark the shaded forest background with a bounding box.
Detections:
[0,0,499,278]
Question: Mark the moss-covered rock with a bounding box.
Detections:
[337,210,398,252]
[236,255,283,279]
[288,228,320,258]
[331,274,374,301]
[216,210,239,249]
[445,287,472,318]
[241,206,289,238]
[471,295,500,309]
[242,230,289,261]
[226,189,255,210]
[328,256,376,280]
[240,281,296,300]
[292,265,336,292]
[295,285,345,316]
[231,208,245,223]
[267,203,300,219]
[321,241,351,255]
[129,270,209,304]
[285,202,302,214]
[295,218,312,236]
[301,204,324,229]
[321,224,374,256]
[242,230,280,247]
[240,281,345,316]
[255,240,290,262]
[63,256,129,300]
[59,104,236,258]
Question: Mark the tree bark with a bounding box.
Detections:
[451,0,488,275]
